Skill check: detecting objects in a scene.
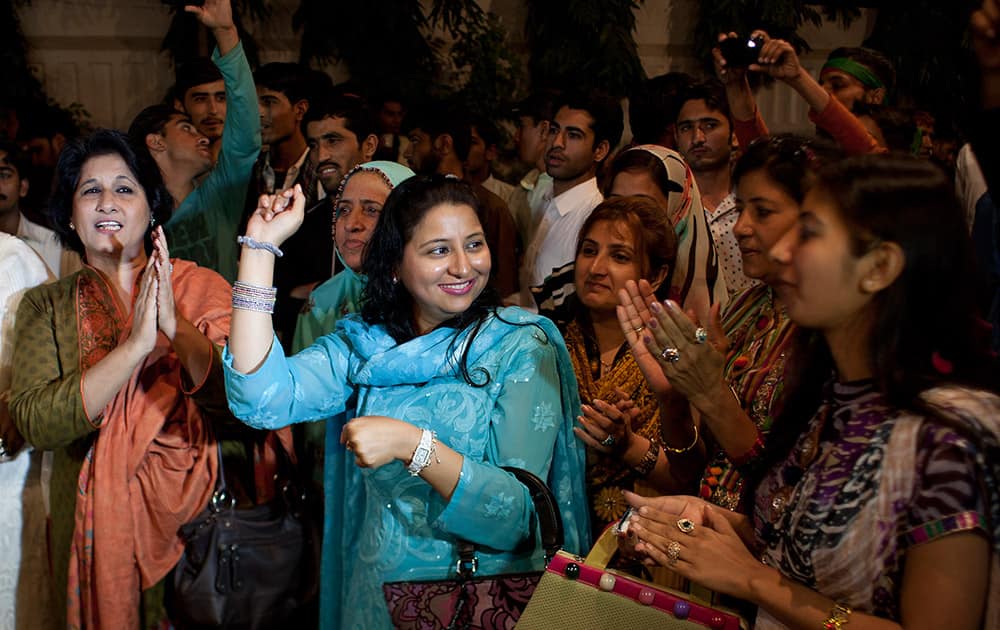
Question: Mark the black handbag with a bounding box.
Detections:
[168,442,320,629]
[381,467,564,630]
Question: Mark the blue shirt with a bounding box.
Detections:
[223,307,589,629]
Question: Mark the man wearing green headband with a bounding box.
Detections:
[819,47,895,111]
[713,32,890,155]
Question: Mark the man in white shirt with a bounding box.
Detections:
[523,90,623,309]
[0,141,79,279]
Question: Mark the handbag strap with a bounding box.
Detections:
[455,466,564,578]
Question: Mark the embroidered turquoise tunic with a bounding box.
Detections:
[223,307,590,629]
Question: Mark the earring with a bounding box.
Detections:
[150,215,156,228]
[391,274,399,285]
[69,220,75,230]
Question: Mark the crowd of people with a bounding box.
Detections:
[0,0,999,628]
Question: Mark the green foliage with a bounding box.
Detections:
[524,0,646,96]
[294,0,437,98]
[446,12,524,122]
[294,0,522,120]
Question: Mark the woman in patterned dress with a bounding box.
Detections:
[223,175,589,629]
[552,195,689,539]
[624,154,1000,629]
[618,135,840,512]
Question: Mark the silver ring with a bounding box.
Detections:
[666,540,681,565]
[633,324,645,333]
[694,327,708,344]
[659,347,681,363]
[677,518,696,534]
[600,434,616,448]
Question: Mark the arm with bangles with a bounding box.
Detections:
[622,493,989,630]
[618,279,762,467]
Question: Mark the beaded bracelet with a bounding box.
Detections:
[663,423,700,454]
[237,235,284,258]
[822,603,852,630]
[232,280,277,314]
[631,438,661,477]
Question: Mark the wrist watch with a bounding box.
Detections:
[407,429,436,476]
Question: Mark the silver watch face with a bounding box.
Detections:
[412,446,431,464]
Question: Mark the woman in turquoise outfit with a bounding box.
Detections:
[223,175,590,629]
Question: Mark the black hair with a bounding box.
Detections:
[0,140,30,180]
[470,115,501,150]
[512,90,559,126]
[605,148,683,201]
[301,90,376,144]
[48,128,172,258]
[254,62,317,106]
[732,134,843,204]
[675,79,732,130]
[174,57,223,101]
[851,103,918,154]
[360,175,502,384]
[748,154,998,501]
[552,89,625,159]
[826,47,896,94]
[405,105,473,162]
[18,103,80,142]
[629,72,696,145]
[127,104,186,147]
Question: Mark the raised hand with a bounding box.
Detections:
[617,279,673,398]
[184,0,234,31]
[151,226,178,341]
[639,293,727,409]
[750,33,805,83]
[128,254,160,358]
[712,32,748,86]
[245,184,307,250]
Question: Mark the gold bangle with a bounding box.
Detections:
[822,603,852,630]
[662,423,699,454]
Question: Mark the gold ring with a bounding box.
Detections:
[677,518,695,534]
[666,540,681,565]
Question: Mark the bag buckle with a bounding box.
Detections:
[210,489,236,513]
[455,555,477,578]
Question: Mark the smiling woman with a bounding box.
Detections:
[224,174,590,629]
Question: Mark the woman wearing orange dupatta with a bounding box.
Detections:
[8,130,234,629]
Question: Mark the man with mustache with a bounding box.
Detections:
[269,91,378,344]
[174,58,227,163]
[0,141,79,278]
[522,90,622,309]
